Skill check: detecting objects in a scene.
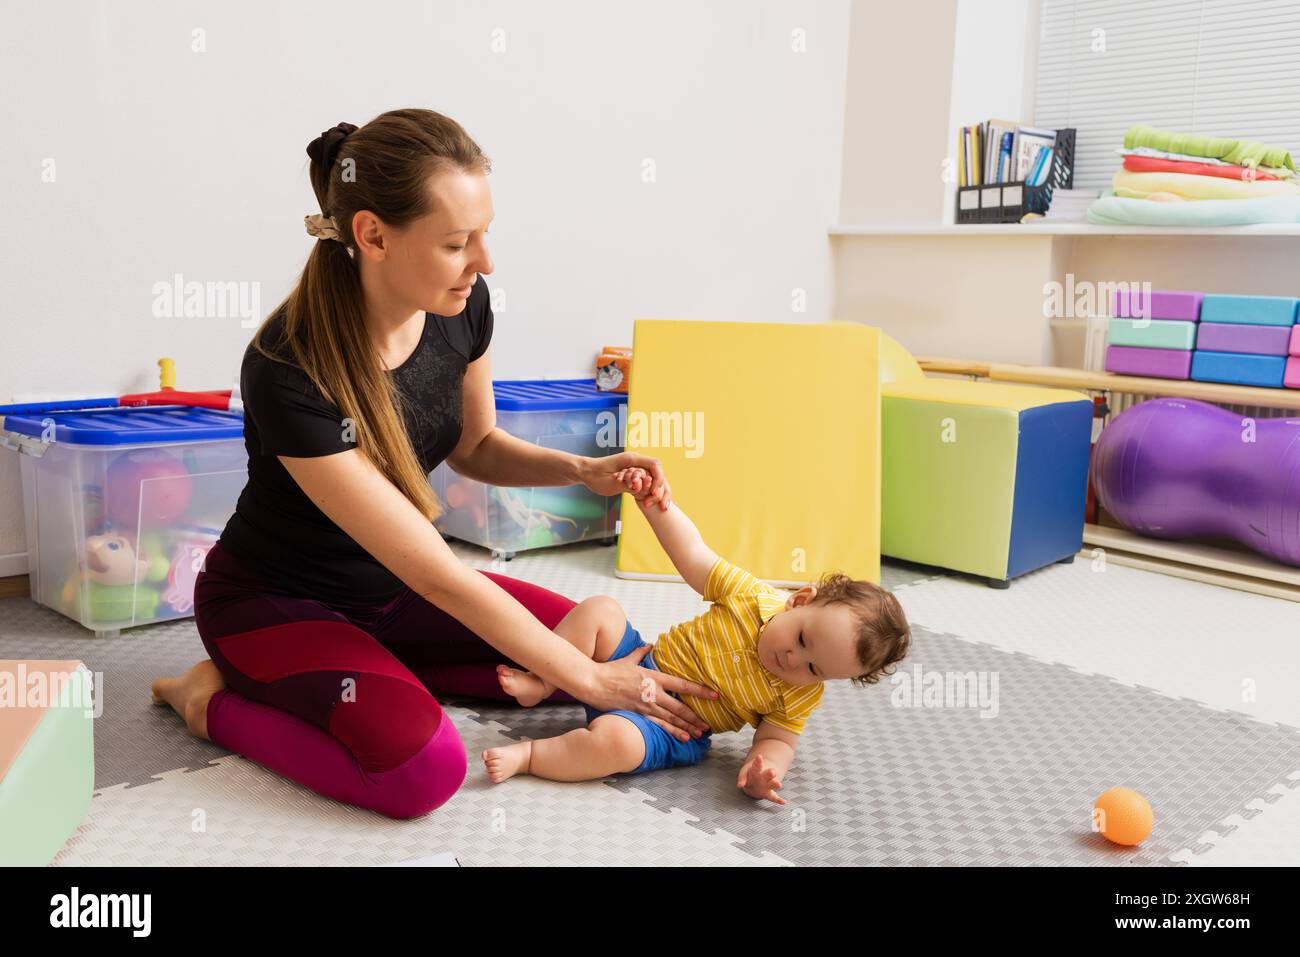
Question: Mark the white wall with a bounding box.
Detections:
[0,0,851,567]
[837,0,959,224]
[943,0,1038,222]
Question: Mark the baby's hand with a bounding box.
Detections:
[737,753,786,806]
[613,467,655,502]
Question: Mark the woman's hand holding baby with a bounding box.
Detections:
[586,456,670,511]
[583,643,719,742]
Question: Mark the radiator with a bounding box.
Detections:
[1102,390,1295,426]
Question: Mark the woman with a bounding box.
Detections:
[151,109,719,820]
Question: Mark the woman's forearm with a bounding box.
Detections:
[452,427,587,487]
[420,563,597,700]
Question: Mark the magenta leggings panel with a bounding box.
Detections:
[192,542,579,819]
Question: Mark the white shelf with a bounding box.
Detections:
[829,223,1300,237]
[1083,524,1300,603]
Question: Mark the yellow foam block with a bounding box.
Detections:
[883,377,1089,411]
[616,319,881,586]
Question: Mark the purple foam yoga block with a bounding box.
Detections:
[1196,322,1292,356]
[1287,357,1300,389]
[1111,289,1204,322]
[1105,345,1192,380]
[1291,325,1300,357]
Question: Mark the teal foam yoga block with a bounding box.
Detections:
[1108,318,1197,350]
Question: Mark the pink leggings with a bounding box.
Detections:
[193,542,579,819]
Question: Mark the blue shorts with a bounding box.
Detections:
[582,620,713,773]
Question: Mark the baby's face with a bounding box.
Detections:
[755,592,863,686]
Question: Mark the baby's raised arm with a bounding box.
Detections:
[615,468,718,596]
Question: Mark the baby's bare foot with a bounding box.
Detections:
[151,659,226,740]
[495,663,550,708]
[482,741,533,783]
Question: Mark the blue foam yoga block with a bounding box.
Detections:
[1191,350,1287,388]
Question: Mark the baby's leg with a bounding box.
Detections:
[483,714,646,783]
[497,595,630,706]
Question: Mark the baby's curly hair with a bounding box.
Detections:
[808,572,911,688]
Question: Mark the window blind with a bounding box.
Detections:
[1034,0,1300,191]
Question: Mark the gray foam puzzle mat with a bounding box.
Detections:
[0,552,940,801]
[450,623,1300,866]
[1,594,789,867]
[0,597,230,791]
[4,545,1299,866]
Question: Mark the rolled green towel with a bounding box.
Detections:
[1124,124,1296,172]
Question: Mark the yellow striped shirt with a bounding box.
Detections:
[652,557,826,735]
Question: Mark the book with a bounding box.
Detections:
[960,120,1061,189]
[998,132,1014,183]
[1014,126,1057,180]
[983,119,1019,183]
[1028,145,1052,185]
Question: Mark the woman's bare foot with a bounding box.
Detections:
[482,741,534,783]
[495,663,552,708]
[151,659,226,741]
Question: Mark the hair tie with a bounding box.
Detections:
[304,122,358,242]
[306,121,359,177]
[304,213,341,241]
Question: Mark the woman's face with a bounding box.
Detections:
[360,169,495,317]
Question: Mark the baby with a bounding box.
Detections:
[481,467,911,804]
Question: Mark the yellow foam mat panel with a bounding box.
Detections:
[615,319,880,586]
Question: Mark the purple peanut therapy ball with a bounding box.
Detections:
[1093,398,1300,567]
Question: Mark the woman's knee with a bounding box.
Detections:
[369,705,469,820]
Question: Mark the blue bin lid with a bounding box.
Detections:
[492,378,627,411]
[0,405,245,446]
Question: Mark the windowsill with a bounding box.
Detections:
[829,223,1300,237]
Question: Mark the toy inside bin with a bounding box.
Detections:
[0,406,247,636]
[430,379,626,559]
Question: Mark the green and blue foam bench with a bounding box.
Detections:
[0,660,95,865]
[879,338,1093,587]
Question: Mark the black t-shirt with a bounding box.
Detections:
[217,278,493,610]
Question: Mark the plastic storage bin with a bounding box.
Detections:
[0,406,247,636]
[430,379,626,559]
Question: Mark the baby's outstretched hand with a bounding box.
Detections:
[737,754,786,806]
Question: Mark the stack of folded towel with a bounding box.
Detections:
[1106,289,1300,389]
[1088,125,1300,227]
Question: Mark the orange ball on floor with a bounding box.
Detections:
[1094,787,1154,846]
